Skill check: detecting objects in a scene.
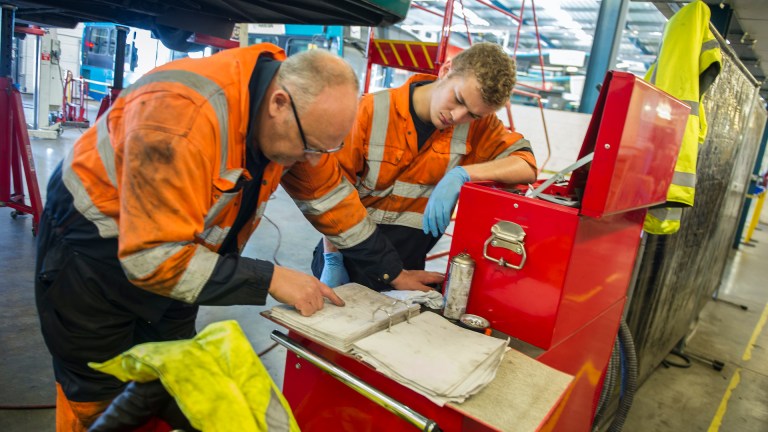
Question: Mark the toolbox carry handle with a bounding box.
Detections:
[271,331,442,432]
[484,221,527,270]
[527,152,595,207]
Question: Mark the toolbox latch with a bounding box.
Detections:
[483,221,527,270]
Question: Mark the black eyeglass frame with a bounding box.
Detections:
[281,85,345,154]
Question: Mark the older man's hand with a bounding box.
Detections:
[268,266,345,316]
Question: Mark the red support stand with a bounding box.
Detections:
[0,77,44,235]
[96,87,122,119]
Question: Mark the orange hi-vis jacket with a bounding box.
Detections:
[59,44,288,302]
[284,74,536,233]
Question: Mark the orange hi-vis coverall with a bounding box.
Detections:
[286,74,535,231]
[35,43,402,427]
[284,74,536,285]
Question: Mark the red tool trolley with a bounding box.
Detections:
[273,71,689,431]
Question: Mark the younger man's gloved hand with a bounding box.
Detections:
[423,166,471,237]
[320,252,350,287]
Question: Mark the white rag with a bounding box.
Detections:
[383,289,444,309]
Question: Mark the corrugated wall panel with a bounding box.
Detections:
[626,55,767,384]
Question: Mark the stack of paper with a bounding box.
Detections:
[351,312,508,406]
[268,283,419,352]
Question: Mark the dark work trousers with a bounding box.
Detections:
[35,211,198,402]
[311,224,442,291]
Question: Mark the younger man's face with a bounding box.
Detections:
[429,73,498,130]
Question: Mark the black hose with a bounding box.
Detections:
[592,338,620,431]
[0,404,55,410]
[608,319,638,432]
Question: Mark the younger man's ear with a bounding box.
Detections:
[438,59,453,78]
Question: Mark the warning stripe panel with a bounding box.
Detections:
[369,39,440,74]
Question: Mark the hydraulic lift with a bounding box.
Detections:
[0,4,43,234]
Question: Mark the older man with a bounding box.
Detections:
[35,45,437,430]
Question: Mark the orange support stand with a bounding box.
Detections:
[0,77,44,235]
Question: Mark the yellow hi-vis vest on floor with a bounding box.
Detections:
[90,320,299,432]
[643,0,722,234]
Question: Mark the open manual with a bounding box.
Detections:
[268,283,509,406]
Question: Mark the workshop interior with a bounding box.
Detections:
[1,0,767,431]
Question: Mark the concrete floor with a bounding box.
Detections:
[0,100,767,431]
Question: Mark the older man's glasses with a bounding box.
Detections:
[281,85,345,154]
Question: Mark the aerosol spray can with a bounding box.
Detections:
[443,253,476,320]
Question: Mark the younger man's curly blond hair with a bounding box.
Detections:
[448,42,516,108]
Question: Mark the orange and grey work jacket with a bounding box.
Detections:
[284,73,536,233]
[46,44,285,303]
[51,44,287,306]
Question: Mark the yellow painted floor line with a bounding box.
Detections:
[743,302,768,361]
[708,368,742,432]
[708,301,768,431]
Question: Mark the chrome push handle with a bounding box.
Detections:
[271,331,440,432]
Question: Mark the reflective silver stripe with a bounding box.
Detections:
[169,245,219,303]
[360,91,392,193]
[681,100,700,116]
[449,123,469,152]
[221,169,245,187]
[121,242,185,280]
[648,207,682,222]
[391,181,433,199]
[445,123,469,172]
[650,63,658,85]
[367,208,424,229]
[493,138,532,160]
[198,226,231,247]
[122,70,233,182]
[203,192,239,228]
[326,217,377,248]
[293,178,356,216]
[701,39,719,52]
[61,147,119,238]
[255,201,268,219]
[370,181,434,199]
[95,108,118,188]
[264,388,291,431]
[671,171,696,188]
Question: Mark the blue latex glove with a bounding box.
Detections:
[320,252,350,287]
[422,166,471,237]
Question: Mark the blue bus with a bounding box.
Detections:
[80,23,142,100]
[247,24,344,56]
[82,23,344,100]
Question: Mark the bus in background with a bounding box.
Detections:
[81,23,138,100]
[82,23,343,101]
[81,23,188,100]
[247,24,343,57]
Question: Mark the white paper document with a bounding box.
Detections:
[268,283,507,405]
[268,283,419,352]
[352,312,508,406]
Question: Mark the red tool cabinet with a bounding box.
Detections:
[279,71,689,431]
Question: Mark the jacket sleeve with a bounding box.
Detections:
[116,93,272,306]
[463,115,537,170]
[281,154,403,290]
[88,381,199,432]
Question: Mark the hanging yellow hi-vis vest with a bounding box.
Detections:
[643,0,722,235]
[90,320,300,432]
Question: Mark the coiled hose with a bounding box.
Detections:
[592,318,638,432]
[609,319,638,431]
[592,339,620,430]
